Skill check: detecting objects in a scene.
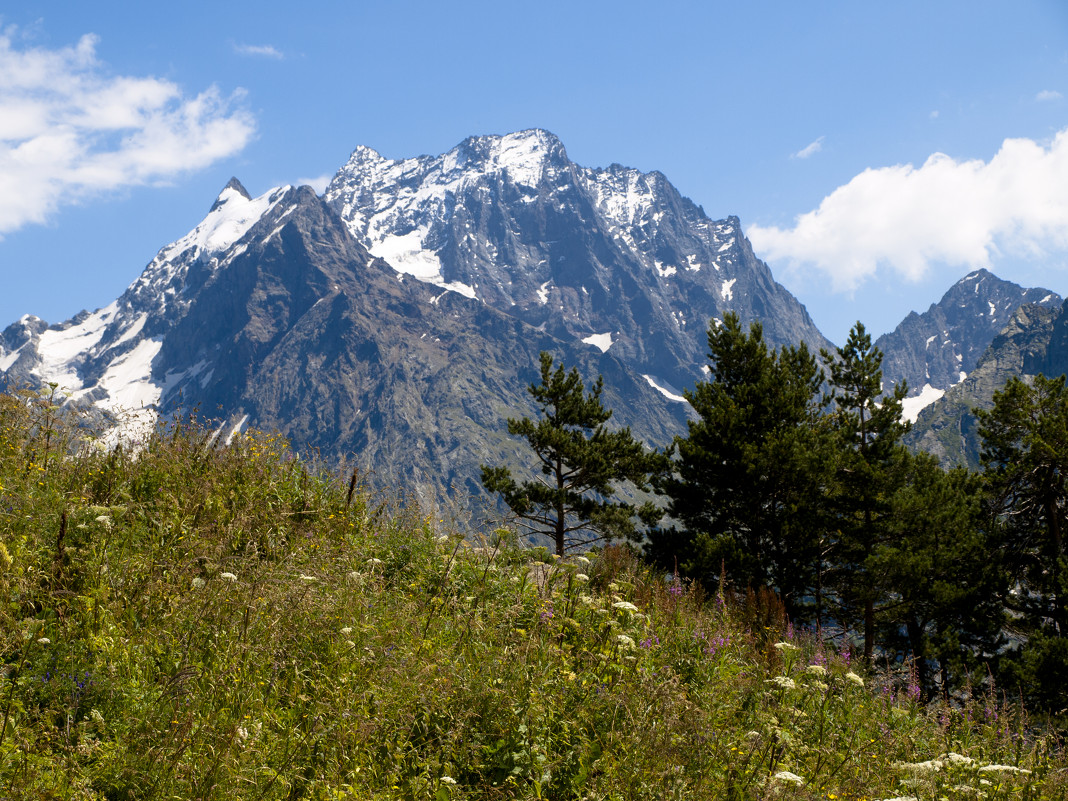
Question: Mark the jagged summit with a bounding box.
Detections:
[325,130,829,393]
[210,177,252,211]
[878,268,1061,422]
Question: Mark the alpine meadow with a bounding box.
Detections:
[3,8,1068,791]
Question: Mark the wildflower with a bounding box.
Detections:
[366,558,383,566]
[613,601,639,612]
[895,758,943,774]
[773,641,799,651]
[440,776,458,785]
[767,676,796,690]
[576,556,591,565]
[805,664,827,676]
[575,573,590,582]
[772,771,804,785]
[192,577,206,589]
[943,753,974,766]
[237,726,249,742]
[299,574,317,582]
[616,634,636,649]
[220,572,238,582]
[346,571,361,582]
[340,627,353,635]
[845,671,865,687]
[977,764,1031,774]
[95,515,112,530]
[37,637,51,645]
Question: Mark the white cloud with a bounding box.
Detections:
[0,29,255,236]
[929,110,940,119]
[1036,89,1063,102]
[233,43,284,59]
[297,174,333,194]
[749,128,1068,291]
[792,136,824,159]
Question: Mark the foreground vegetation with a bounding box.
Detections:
[1,389,1067,799]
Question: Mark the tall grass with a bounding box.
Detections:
[0,387,1064,799]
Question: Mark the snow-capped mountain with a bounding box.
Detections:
[1,179,297,436]
[876,269,1061,422]
[324,129,831,395]
[11,127,806,503]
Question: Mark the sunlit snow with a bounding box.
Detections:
[582,332,614,352]
[537,281,552,305]
[642,375,688,404]
[901,384,945,423]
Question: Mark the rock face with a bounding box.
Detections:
[3,130,832,507]
[324,129,831,393]
[875,269,1061,423]
[905,301,1068,469]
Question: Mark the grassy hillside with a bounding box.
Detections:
[0,388,1065,800]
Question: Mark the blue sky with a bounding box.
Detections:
[1,0,1067,345]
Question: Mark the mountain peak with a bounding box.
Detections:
[448,129,567,187]
[210,178,252,212]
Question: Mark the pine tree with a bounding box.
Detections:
[875,451,1004,699]
[976,373,1068,712]
[650,313,832,619]
[821,321,909,661]
[481,352,663,556]
[978,373,1068,634]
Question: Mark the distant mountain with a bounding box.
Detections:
[1,130,830,507]
[876,269,1061,423]
[905,299,1068,469]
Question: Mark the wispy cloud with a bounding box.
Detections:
[0,29,255,236]
[233,43,284,59]
[297,174,333,194]
[792,136,825,160]
[1037,89,1063,102]
[749,128,1068,291]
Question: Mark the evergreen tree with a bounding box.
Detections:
[822,321,909,661]
[481,352,663,556]
[875,451,1005,699]
[977,373,1068,713]
[649,313,832,619]
[978,374,1068,636]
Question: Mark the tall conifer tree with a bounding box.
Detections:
[821,322,909,661]
[481,352,663,556]
[650,313,831,619]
